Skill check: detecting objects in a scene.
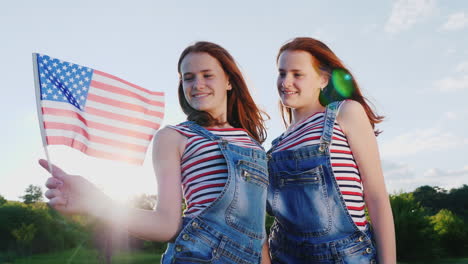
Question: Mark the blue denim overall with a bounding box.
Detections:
[266,101,378,263]
[162,121,268,264]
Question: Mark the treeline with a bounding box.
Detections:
[1,184,468,263]
[0,187,165,263]
[390,185,468,262]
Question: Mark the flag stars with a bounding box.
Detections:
[53,94,58,99]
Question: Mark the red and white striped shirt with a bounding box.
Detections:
[272,112,368,230]
[169,124,263,217]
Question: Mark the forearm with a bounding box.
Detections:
[94,198,181,242]
[367,197,396,264]
[261,240,271,264]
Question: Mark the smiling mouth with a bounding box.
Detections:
[192,93,211,98]
[281,90,298,95]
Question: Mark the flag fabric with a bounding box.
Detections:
[33,53,164,165]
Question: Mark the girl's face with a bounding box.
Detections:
[277,50,328,111]
[180,52,232,117]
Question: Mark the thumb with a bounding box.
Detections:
[38,159,68,180]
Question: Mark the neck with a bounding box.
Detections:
[209,110,231,128]
[290,101,325,127]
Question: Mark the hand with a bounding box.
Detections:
[39,159,109,216]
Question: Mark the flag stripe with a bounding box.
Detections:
[85,106,160,129]
[87,93,163,118]
[45,132,146,159]
[46,136,144,164]
[42,115,150,146]
[89,84,164,113]
[44,122,148,152]
[91,80,164,107]
[94,70,164,96]
[84,100,163,125]
[42,107,153,140]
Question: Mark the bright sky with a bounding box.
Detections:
[1,0,467,201]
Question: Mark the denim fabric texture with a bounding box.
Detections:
[266,101,378,264]
[162,121,268,264]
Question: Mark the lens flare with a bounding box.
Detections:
[319,68,355,106]
[332,69,354,98]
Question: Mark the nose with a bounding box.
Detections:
[281,75,293,88]
[193,77,205,90]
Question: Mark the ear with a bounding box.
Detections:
[319,73,329,89]
[227,82,232,90]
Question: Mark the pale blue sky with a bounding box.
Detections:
[1,0,467,201]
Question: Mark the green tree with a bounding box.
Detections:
[11,223,37,255]
[390,192,440,261]
[19,185,43,204]
[0,195,7,206]
[430,209,468,257]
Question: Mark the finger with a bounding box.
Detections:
[45,177,63,189]
[45,188,63,200]
[48,196,67,208]
[39,159,67,180]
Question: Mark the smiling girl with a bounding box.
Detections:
[266,37,396,263]
[41,41,270,264]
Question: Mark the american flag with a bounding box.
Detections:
[33,53,164,165]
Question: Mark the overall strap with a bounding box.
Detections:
[180,121,221,141]
[319,101,344,148]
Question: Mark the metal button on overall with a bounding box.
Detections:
[175,245,182,252]
[182,234,189,241]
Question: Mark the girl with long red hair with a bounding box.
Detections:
[40,41,271,263]
[266,37,396,263]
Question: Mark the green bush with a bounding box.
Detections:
[390,192,441,261]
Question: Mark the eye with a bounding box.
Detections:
[294,73,303,77]
[204,74,213,78]
[183,75,194,81]
[278,72,286,78]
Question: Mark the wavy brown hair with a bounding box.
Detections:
[277,37,384,135]
[177,41,268,143]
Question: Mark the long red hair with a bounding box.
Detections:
[178,41,268,143]
[277,37,384,135]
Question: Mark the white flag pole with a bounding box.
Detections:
[32,53,53,174]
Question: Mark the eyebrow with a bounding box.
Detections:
[183,69,213,76]
[278,68,303,72]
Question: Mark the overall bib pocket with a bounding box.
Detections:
[273,164,332,236]
[226,160,268,239]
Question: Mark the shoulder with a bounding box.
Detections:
[153,126,187,155]
[336,100,370,135]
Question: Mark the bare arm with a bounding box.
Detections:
[337,100,396,264]
[261,240,271,264]
[41,127,186,242]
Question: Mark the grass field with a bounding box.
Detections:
[4,247,161,264]
[6,249,468,264]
